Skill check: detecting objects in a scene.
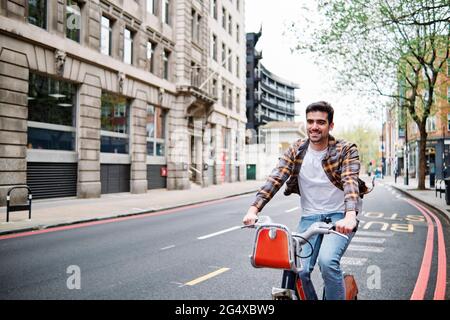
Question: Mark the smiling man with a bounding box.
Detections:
[242,101,370,300]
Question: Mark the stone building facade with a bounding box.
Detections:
[0,0,246,205]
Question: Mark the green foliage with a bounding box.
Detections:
[287,0,449,188]
[337,126,380,172]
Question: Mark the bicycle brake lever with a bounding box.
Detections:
[241,218,259,229]
[329,230,349,240]
[241,224,256,229]
[330,223,359,233]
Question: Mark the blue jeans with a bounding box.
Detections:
[296,212,354,300]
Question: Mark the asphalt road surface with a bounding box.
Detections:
[0,180,448,300]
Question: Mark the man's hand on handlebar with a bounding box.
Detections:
[335,210,358,235]
[243,206,259,225]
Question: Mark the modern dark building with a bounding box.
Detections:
[246,30,299,138]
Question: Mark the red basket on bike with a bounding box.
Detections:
[250,224,297,271]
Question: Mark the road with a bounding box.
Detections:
[0,181,448,300]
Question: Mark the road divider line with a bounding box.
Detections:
[341,257,368,266]
[184,268,230,286]
[408,199,446,300]
[356,231,394,237]
[347,245,384,253]
[351,237,386,244]
[197,226,241,240]
[160,245,175,251]
[285,206,299,213]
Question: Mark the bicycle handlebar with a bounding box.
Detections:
[242,216,358,244]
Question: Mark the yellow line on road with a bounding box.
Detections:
[184,268,230,286]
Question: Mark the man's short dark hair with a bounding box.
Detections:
[306,101,334,124]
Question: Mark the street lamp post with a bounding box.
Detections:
[381,111,384,179]
[404,106,409,185]
[381,105,386,179]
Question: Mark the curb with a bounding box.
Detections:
[0,189,259,237]
[390,185,450,224]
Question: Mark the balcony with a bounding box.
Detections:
[260,80,296,102]
[260,96,295,116]
[177,67,217,117]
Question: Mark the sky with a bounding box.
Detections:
[244,0,382,133]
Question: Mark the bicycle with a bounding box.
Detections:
[242,216,359,300]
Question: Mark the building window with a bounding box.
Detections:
[28,0,47,29]
[27,73,77,151]
[222,128,229,149]
[147,0,157,15]
[236,56,240,78]
[222,84,227,107]
[101,93,129,154]
[212,0,217,19]
[212,79,218,97]
[146,105,166,156]
[228,14,232,36]
[228,49,232,73]
[147,41,156,73]
[222,43,226,68]
[163,49,171,80]
[196,14,202,43]
[447,59,450,77]
[191,10,202,43]
[236,0,240,11]
[426,115,436,133]
[236,24,240,43]
[124,28,133,64]
[228,88,233,109]
[222,7,226,29]
[66,0,81,43]
[191,61,201,87]
[162,0,170,25]
[100,16,112,56]
[236,92,240,114]
[212,34,217,61]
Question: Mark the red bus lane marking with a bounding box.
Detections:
[405,199,434,300]
[410,200,447,300]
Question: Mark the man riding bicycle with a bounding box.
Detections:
[243,101,370,300]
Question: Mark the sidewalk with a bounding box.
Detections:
[0,180,265,236]
[372,174,450,223]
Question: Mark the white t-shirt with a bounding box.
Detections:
[299,145,345,216]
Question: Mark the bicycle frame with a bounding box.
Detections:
[244,216,358,300]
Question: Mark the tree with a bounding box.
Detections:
[337,125,380,175]
[287,0,449,189]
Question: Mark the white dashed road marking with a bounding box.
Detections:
[160,245,176,251]
[341,257,368,266]
[356,231,394,237]
[347,245,385,253]
[351,237,386,244]
[197,226,241,240]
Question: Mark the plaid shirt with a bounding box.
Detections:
[251,135,370,214]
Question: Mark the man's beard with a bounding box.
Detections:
[308,131,323,143]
